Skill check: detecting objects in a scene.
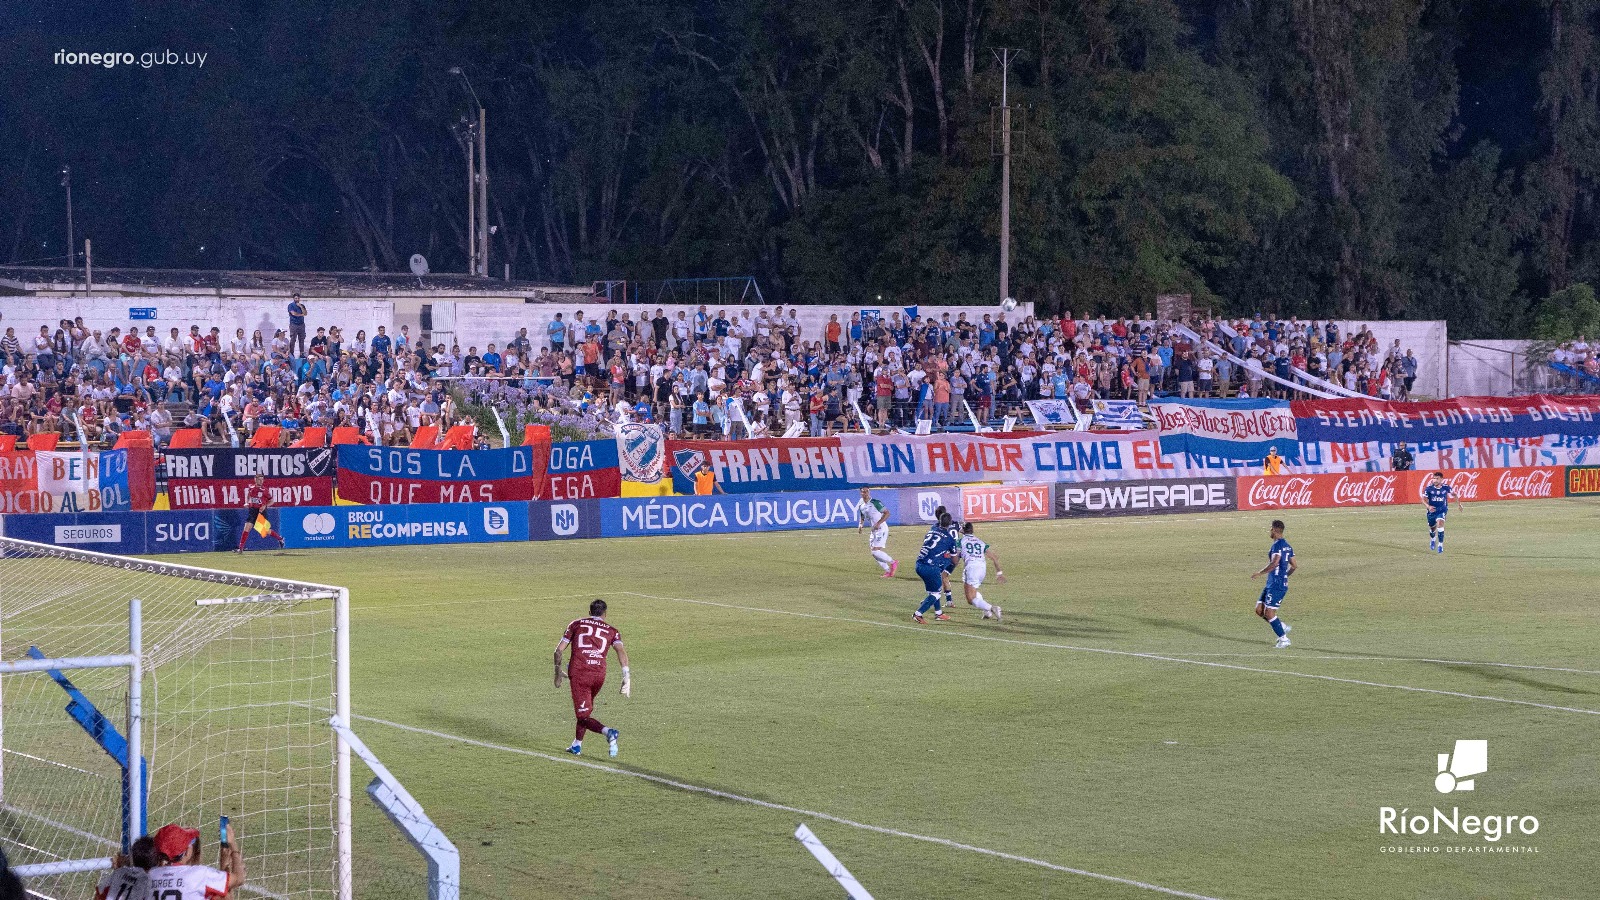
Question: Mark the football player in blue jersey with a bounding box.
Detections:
[1421,471,1463,553]
[1251,519,1297,648]
[913,511,958,623]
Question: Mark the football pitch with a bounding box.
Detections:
[186,498,1598,900]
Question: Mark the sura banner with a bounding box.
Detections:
[1292,395,1600,444]
[282,501,528,548]
[544,439,621,500]
[0,509,223,554]
[1057,477,1237,518]
[337,445,542,505]
[1151,398,1300,462]
[1236,467,1568,510]
[959,484,1054,522]
[165,448,335,509]
[0,450,134,514]
[600,491,860,537]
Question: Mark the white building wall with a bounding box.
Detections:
[4,295,394,348]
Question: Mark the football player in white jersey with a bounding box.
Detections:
[147,821,245,899]
[94,836,156,900]
[856,487,897,577]
[957,522,1005,620]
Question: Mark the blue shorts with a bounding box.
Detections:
[1427,508,1447,527]
[1258,580,1288,609]
[916,563,944,593]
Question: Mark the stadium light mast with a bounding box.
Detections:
[993,49,1019,307]
[449,67,489,277]
[60,164,74,268]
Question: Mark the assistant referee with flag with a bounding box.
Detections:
[235,474,285,553]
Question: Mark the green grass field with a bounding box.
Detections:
[188,498,1599,899]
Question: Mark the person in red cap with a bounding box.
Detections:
[147,821,245,899]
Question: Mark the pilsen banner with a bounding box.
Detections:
[336,445,547,504]
[1236,467,1567,511]
[165,448,336,509]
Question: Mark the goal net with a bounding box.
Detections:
[0,538,350,899]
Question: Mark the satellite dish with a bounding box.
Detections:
[409,254,430,276]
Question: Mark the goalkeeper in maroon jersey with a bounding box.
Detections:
[554,598,631,757]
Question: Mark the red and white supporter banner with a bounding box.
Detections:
[1236,467,1567,510]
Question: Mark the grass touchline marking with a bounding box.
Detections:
[619,593,1600,717]
[1147,652,1600,675]
[347,711,1226,900]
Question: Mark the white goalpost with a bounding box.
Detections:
[0,538,354,899]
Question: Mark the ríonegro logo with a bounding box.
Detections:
[302,512,336,536]
[917,492,942,522]
[1436,739,1487,793]
[552,504,580,536]
[1379,740,1541,850]
[483,506,509,536]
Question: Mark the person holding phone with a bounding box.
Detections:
[147,820,246,899]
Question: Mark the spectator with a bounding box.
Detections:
[147,821,245,899]
[287,293,308,356]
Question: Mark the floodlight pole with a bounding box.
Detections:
[450,67,490,278]
[61,165,74,268]
[994,49,1018,307]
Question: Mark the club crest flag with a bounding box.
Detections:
[617,422,666,484]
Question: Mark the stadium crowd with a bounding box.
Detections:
[0,299,1426,447]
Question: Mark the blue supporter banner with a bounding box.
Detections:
[281,502,528,549]
[1150,398,1300,462]
[336,445,536,482]
[600,491,860,537]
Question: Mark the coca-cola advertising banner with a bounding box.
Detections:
[165,448,336,509]
[959,484,1053,522]
[1236,467,1568,511]
[1057,477,1237,517]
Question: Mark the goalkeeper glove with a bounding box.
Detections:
[621,666,631,698]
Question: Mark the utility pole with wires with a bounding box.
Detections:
[992,48,1020,307]
[60,164,74,267]
[449,66,489,277]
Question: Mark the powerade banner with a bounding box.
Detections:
[544,440,621,500]
[1151,398,1300,463]
[1057,477,1237,518]
[281,501,528,548]
[1292,395,1600,443]
[337,445,542,504]
[0,450,133,513]
[600,491,860,537]
[165,448,335,509]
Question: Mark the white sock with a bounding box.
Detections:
[971,593,992,612]
[871,549,893,571]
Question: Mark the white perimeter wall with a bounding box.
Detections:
[1447,339,1563,396]
[2,296,395,349]
[1324,319,1448,398]
[428,301,1038,358]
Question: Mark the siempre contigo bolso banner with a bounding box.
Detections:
[1056,477,1237,518]
[165,448,335,509]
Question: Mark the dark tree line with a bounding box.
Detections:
[3,0,1600,336]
